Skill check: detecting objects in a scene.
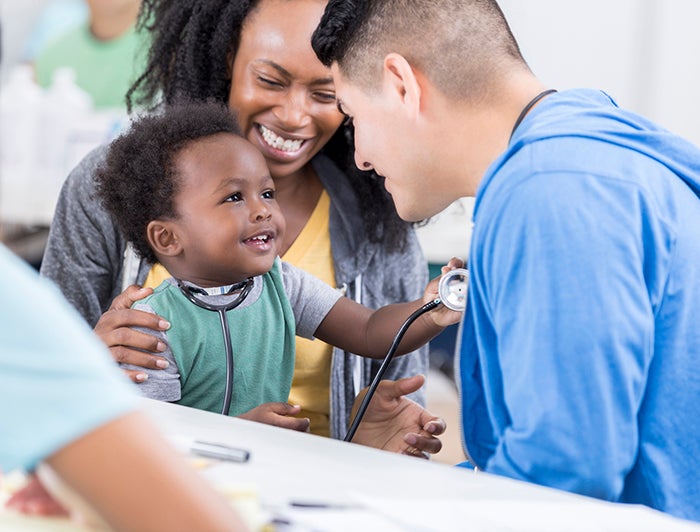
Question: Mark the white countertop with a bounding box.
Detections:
[141,398,700,531]
[2,398,697,530]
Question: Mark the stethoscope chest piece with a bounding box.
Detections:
[438,268,469,312]
[344,265,470,442]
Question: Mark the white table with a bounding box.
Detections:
[142,399,699,531]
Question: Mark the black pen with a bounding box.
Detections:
[190,440,250,463]
[289,500,361,510]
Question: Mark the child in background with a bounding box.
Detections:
[95,101,463,428]
[32,0,146,109]
[23,0,87,62]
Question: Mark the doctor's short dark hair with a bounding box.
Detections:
[95,101,241,264]
[311,0,527,100]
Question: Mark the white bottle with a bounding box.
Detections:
[0,64,43,173]
[0,64,44,222]
[40,67,93,186]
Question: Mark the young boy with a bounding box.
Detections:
[95,101,462,425]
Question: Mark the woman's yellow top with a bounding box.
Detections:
[282,190,334,437]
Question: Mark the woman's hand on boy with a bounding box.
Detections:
[352,375,445,458]
[238,403,311,432]
[423,257,466,328]
[93,285,171,382]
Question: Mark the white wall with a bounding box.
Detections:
[500,0,700,146]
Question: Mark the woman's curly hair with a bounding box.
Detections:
[95,101,240,264]
[127,0,412,252]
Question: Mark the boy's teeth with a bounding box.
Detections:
[259,125,303,152]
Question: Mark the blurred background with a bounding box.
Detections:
[1,0,143,263]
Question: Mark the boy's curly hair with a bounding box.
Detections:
[127,0,412,252]
[95,101,241,264]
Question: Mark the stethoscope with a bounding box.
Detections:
[176,266,470,435]
[178,278,254,416]
[344,267,469,442]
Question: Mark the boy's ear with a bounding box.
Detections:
[147,220,182,257]
[382,52,423,119]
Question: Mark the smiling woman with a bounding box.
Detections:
[40,0,434,446]
[225,0,345,252]
[227,2,341,187]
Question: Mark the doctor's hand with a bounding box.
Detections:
[238,402,311,432]
[93,285,171,383]
[423,257,466,328]
[351,375,446,459]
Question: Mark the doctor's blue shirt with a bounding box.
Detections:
[459,89,700,522]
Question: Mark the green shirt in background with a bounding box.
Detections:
[34,22,148,109]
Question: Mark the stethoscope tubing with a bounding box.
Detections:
[178,279,254,416]
[176,266,467,428]
[344,267,469,442]
[218,308,234,416]
[344,298,441,442]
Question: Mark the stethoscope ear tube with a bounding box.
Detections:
[178,279,254,416]
[343,267,469,442]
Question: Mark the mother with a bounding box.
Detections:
[41,0,431,442]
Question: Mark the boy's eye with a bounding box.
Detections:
[225,192,243,202]
[262,189,275,200]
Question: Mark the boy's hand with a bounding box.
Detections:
[238,403,311,432]
[94,285,171,383]
[424,257,466,327]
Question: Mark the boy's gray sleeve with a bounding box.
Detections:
[281,261,343,339]
[120,303,182,402]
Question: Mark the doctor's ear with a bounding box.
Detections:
[382,53,423,117]
[147,220,182,257]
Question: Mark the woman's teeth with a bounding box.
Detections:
[259,125,304,152]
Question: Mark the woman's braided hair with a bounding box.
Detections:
[127,0,412,251]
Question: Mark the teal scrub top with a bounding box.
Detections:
[0,245,137,473]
